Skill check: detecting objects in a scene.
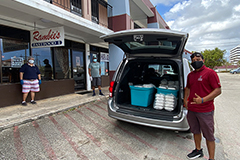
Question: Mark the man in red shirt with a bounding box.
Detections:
[184,52,221,160]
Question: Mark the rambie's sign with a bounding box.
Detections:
[30,27,64,48]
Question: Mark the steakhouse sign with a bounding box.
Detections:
[30,27,64,48]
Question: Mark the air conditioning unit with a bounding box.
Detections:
[71,3,82,15]
[92,16,98,23]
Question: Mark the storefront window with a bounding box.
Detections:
[53,47,71,79]
[32,48,53,80]
[0,38,29,83]
[100,52,109,75]
[72,50,85,90]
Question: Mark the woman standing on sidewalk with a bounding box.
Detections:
[19,56,41,105]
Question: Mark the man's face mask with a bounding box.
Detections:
[93,59,97,62]
[191,61,203,70]
[28,60,34,64]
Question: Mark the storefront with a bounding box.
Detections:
[0,25,109,107]
[89,45,109,87]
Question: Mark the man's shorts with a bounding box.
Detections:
[22,79,40,93]
[187,110,215,141]
[91,77,101,87]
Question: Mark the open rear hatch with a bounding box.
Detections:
[101,29,189,120]
[101,28,188,58]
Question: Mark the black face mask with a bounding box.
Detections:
[191,61,203,70]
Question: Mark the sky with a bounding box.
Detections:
[149,0,240,60]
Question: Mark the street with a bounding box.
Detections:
[0,73,239,160]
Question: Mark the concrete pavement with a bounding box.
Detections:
[0,87,109,132]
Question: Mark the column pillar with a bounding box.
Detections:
[82,0,91,21]
[107,0,132,81]
[85,44,91,91]
[147,7,159,28]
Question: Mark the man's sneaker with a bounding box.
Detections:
[22,101,27,106]
[187,148,203,159]
[92,93,96,96]
[30,100,37,104]
[99,92,104,96]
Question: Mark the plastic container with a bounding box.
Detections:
[156,87,178,97]
[130,85,155,107]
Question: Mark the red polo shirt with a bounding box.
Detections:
[186,65,221,112]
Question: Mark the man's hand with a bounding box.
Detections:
[89,76,93,81]
[183,99,188,109]
[191,93,202,104]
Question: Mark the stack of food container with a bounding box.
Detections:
[153,79,178,111]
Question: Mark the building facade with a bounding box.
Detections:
[230,44,240,65]
[0,0,169,107]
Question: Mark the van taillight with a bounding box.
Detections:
[109,81,115,97]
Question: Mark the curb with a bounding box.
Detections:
[0,95,109,132]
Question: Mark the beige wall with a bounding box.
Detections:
[99,4,108,27]
[52,0,70,11]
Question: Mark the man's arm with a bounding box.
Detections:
[192,87,222,104]
[205,87,221,101]
[184,87,190,109]
[88,68,91,76]
[38,74,41,80]
[20,72,23,80]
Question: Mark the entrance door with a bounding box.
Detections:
[72,50,85,90]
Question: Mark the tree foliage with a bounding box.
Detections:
[238,60,240,67]
[201,48,226,69]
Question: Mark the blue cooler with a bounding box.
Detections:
[130,86,155,107]
[156,87,178,97]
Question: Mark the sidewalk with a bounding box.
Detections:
[0,87,109,132]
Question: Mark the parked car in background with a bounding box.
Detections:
[230,67,240,74]
[101,28,190,131]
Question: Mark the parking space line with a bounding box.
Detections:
[94,103,160,138]
[32,121,58,160]
[64,113,101,147]
[103,150,120,160]
[13,126,26,160]
[76,110,140,157]
[49,116,88,160]
[87,106,158,150]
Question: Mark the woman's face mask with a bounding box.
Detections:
[28,60,34,64]
[93,59,97,62]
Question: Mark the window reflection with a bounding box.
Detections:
[1,38,29,83]
[32,48,53,80]
[54,47,70,79]
[100,52,109,76]
[72,50,85,90]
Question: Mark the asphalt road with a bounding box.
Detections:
[0,73,239,160]
[214,73,240,160]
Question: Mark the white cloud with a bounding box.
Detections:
[161,0,240,60]
[169,1,191,13]
[201,0,214,9]
[150,0,182,6]
[234,4,240,12]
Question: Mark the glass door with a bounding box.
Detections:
[72,50,85,90]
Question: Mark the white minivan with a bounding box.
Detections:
[101,28,190,131]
